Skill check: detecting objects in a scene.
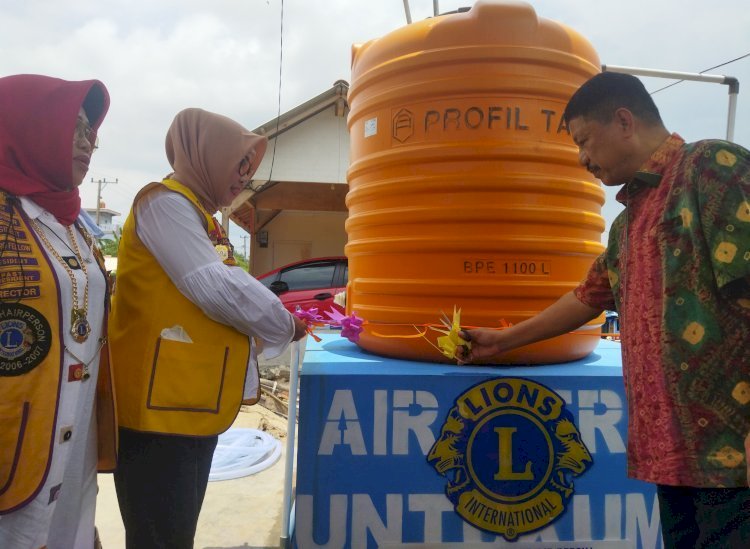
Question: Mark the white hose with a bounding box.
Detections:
[208,427,282,482]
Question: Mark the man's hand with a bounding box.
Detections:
[292,315,308,342]
[456,292,602,364]
[456,329,505,364]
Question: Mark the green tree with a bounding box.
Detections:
[234,249,249,271]
[96,236,251,271]
[98,238,119,256]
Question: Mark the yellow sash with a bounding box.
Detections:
[0,193,116,512]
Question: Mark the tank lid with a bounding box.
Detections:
[436,7,471,16]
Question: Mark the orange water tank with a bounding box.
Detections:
[346,0,605,364]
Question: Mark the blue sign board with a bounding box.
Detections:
[294,336,661,548]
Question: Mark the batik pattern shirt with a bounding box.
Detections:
[575,134,750,487]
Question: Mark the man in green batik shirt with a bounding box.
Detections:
[459,72,750,548]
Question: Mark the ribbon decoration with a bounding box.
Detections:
[292,306,325,342]
[294,303,619,359]
[324,308,365,343]
[429,307,471,360]
[293,306,366,343]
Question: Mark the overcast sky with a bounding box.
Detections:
[3,0,749,243]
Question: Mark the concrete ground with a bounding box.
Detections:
[96,401,294,549]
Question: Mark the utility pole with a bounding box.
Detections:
[90,177,118,225]
[240,235,249,260]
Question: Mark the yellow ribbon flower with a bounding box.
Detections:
[431,306,471,360]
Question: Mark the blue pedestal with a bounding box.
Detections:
[294,336,662,548]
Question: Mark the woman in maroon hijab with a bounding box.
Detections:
[0,74,116,549]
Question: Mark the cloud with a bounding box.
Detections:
[2,0,749,239]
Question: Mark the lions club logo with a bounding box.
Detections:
[428,378,592,540]
[0,303,52,376]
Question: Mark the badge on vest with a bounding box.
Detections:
[62,256,82,270]
[215,244,230,262]
[0,256,38,267]
[0,303,52,376]
[68,363,85,382]
[215,243,238,266]
[428,377,593,540]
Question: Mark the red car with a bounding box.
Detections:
[256,256,347,314]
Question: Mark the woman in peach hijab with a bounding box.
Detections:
[109,108,306,548]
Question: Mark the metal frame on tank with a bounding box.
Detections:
[603,64,739,142]
[402,0,443,24]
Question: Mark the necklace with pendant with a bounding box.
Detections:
[31,219,91,342]
[64,337,106,380]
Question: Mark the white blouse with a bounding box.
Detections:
[135,190,295,398]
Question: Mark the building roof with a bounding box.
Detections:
[252,80,349,139]
[228,80,350,233]
[83,207,121,216]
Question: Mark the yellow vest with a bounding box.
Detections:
[110,179,252,437]
[0,192,116,513]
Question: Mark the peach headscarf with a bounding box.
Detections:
[165,108,267,213]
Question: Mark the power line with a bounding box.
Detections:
[265,0,284,187]
[650,51,750,95]
[248,0,284,194]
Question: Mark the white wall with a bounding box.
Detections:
[253,105,350,184]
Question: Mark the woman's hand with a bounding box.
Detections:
[292,315,309,342]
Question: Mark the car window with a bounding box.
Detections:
[258,275,277,289]
[279,262,336,291]
[342,264,348,284]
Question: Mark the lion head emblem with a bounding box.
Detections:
[549,413,593,498]
[427,407,469,497]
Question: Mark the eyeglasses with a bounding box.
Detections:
[74,118,99,150]
[238,151,259,187]
[239,153,255,179]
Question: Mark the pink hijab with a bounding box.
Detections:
[0,74,109,225]
[165,108,267,213]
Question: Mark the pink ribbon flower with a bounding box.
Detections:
[325,309,365,343]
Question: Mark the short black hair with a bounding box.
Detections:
[564,72,663,126]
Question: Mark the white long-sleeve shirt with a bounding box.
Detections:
[135,190,295,398]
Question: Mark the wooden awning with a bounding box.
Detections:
[229,181,348,234]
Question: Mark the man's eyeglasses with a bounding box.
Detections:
[74,118,99,150]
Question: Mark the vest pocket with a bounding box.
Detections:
[0,402,29,496]
[147,338,229,412]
